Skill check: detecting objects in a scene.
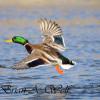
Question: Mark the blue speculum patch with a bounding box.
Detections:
[54,35,64,46]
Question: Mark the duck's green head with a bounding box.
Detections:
[5,36,29,45]
[12,36,29,45]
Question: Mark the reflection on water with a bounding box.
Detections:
[0,4,100,100]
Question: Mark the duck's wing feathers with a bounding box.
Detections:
[39,18,66,51]
[12,52,47,69]
[39,18,63,36]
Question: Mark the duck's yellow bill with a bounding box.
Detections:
[4,39,13,43]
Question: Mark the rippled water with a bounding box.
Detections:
[0,6,100,100]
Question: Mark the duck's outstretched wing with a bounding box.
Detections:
[12,52,48,69]
[39,18,66,51]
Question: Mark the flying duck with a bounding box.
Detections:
[5,19,75,74]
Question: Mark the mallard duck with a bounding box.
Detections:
[5,19,75,74]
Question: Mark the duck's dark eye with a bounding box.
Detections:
[12,36,16,42]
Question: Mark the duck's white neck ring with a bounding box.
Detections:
[24,43,29,46]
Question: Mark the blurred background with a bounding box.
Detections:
[0,0,99,35]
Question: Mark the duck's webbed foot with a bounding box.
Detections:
[55,64,64,75]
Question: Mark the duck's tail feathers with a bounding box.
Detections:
[57,52,76,70]
[60,61,76,70]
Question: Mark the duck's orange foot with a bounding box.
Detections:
[55,64,64,75]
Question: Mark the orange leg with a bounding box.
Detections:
[55,64,64,75]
